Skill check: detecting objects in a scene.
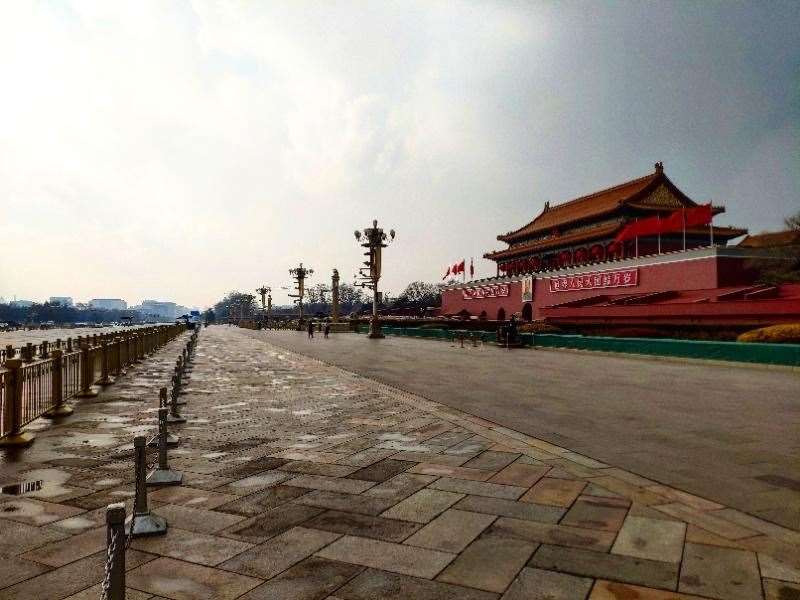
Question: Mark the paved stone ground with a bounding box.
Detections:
[1,326,798,600]
[255,328,800,532]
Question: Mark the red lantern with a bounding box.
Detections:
[574,247,588,264]
[606,242,623,260]
[590,244,605,262]
[531,256,542,271]
[558,250,572,267]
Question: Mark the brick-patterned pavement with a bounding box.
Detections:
[1,326,798,599]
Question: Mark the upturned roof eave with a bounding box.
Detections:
[498,171,665,243]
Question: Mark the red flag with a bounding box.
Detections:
[657,204,712,236]
[442,266,451,280]
[615,215,665,243]
[684,203,713,227]
[660,208,684,234]
[452,262,459,274]
[457,259,465,274]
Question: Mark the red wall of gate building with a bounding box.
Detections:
[531,254,725,319]
[441,281,523,320]
[440,249,799,325]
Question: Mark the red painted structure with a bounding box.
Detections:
[441,247,800,326]
[441,164,799,327]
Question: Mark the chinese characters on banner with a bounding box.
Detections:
[548,268,638,293]
[462,283,510,300]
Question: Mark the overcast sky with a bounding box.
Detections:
[1,1,797,308]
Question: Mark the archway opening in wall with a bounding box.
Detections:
[497,308,506,321]
[522,303,533,321]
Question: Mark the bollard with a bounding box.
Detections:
[146,407,183,486]
[167,383,187,424]
[173,372,187,406]
[103,503,126,600]
[149,389,179,446]
[126,436,167,537]
[23,343,34,363]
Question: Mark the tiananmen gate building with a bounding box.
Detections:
[441,163,800,328]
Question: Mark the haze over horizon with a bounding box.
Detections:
[2,1,797,309]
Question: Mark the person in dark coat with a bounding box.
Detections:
[307,320,314,339]
[324,321,331,339]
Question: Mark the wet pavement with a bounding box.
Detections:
[257,328,800,532]
[0,326,798,599]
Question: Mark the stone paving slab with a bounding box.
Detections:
[259,328,800,531]
[1,326,798,599]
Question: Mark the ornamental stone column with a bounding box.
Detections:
[332,269,340,323]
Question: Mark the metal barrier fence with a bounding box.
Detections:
[361,327,800,367]
[0,325,161,366]
[0,324,186,445]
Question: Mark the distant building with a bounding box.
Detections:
[49,296,74,307]
[138,300,177,321]
[10,299,34,308]
[90,298,127,311]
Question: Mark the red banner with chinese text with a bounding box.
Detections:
[462,283,510,300]
[548,268,638,293]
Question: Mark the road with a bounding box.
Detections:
[247,327,800,530]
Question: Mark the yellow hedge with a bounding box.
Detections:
[737,323,800,344]
[519,321,561,334]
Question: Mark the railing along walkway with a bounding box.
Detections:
[0,324,186,445]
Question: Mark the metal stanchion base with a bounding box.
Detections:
[43,404,74,418]
[166,414,187,424]
[148,433,179,447]
[126,512,167,536]
[0,432,35,447]
[77,386,100,398]
[146,468,183,486]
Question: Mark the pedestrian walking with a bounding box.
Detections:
[307,320,314,339]
[324,322,330,339]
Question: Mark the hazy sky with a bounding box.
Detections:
[1,1,797,308]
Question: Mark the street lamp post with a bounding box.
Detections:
[354,219,395,339]
[256,286,272,325]
[288,263,313,325]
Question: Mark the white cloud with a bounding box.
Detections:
[1,1,796,306]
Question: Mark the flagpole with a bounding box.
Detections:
[634,218,639,258]
[657,215,661,254]
[682,208,686,251]
[709,204,714,247]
